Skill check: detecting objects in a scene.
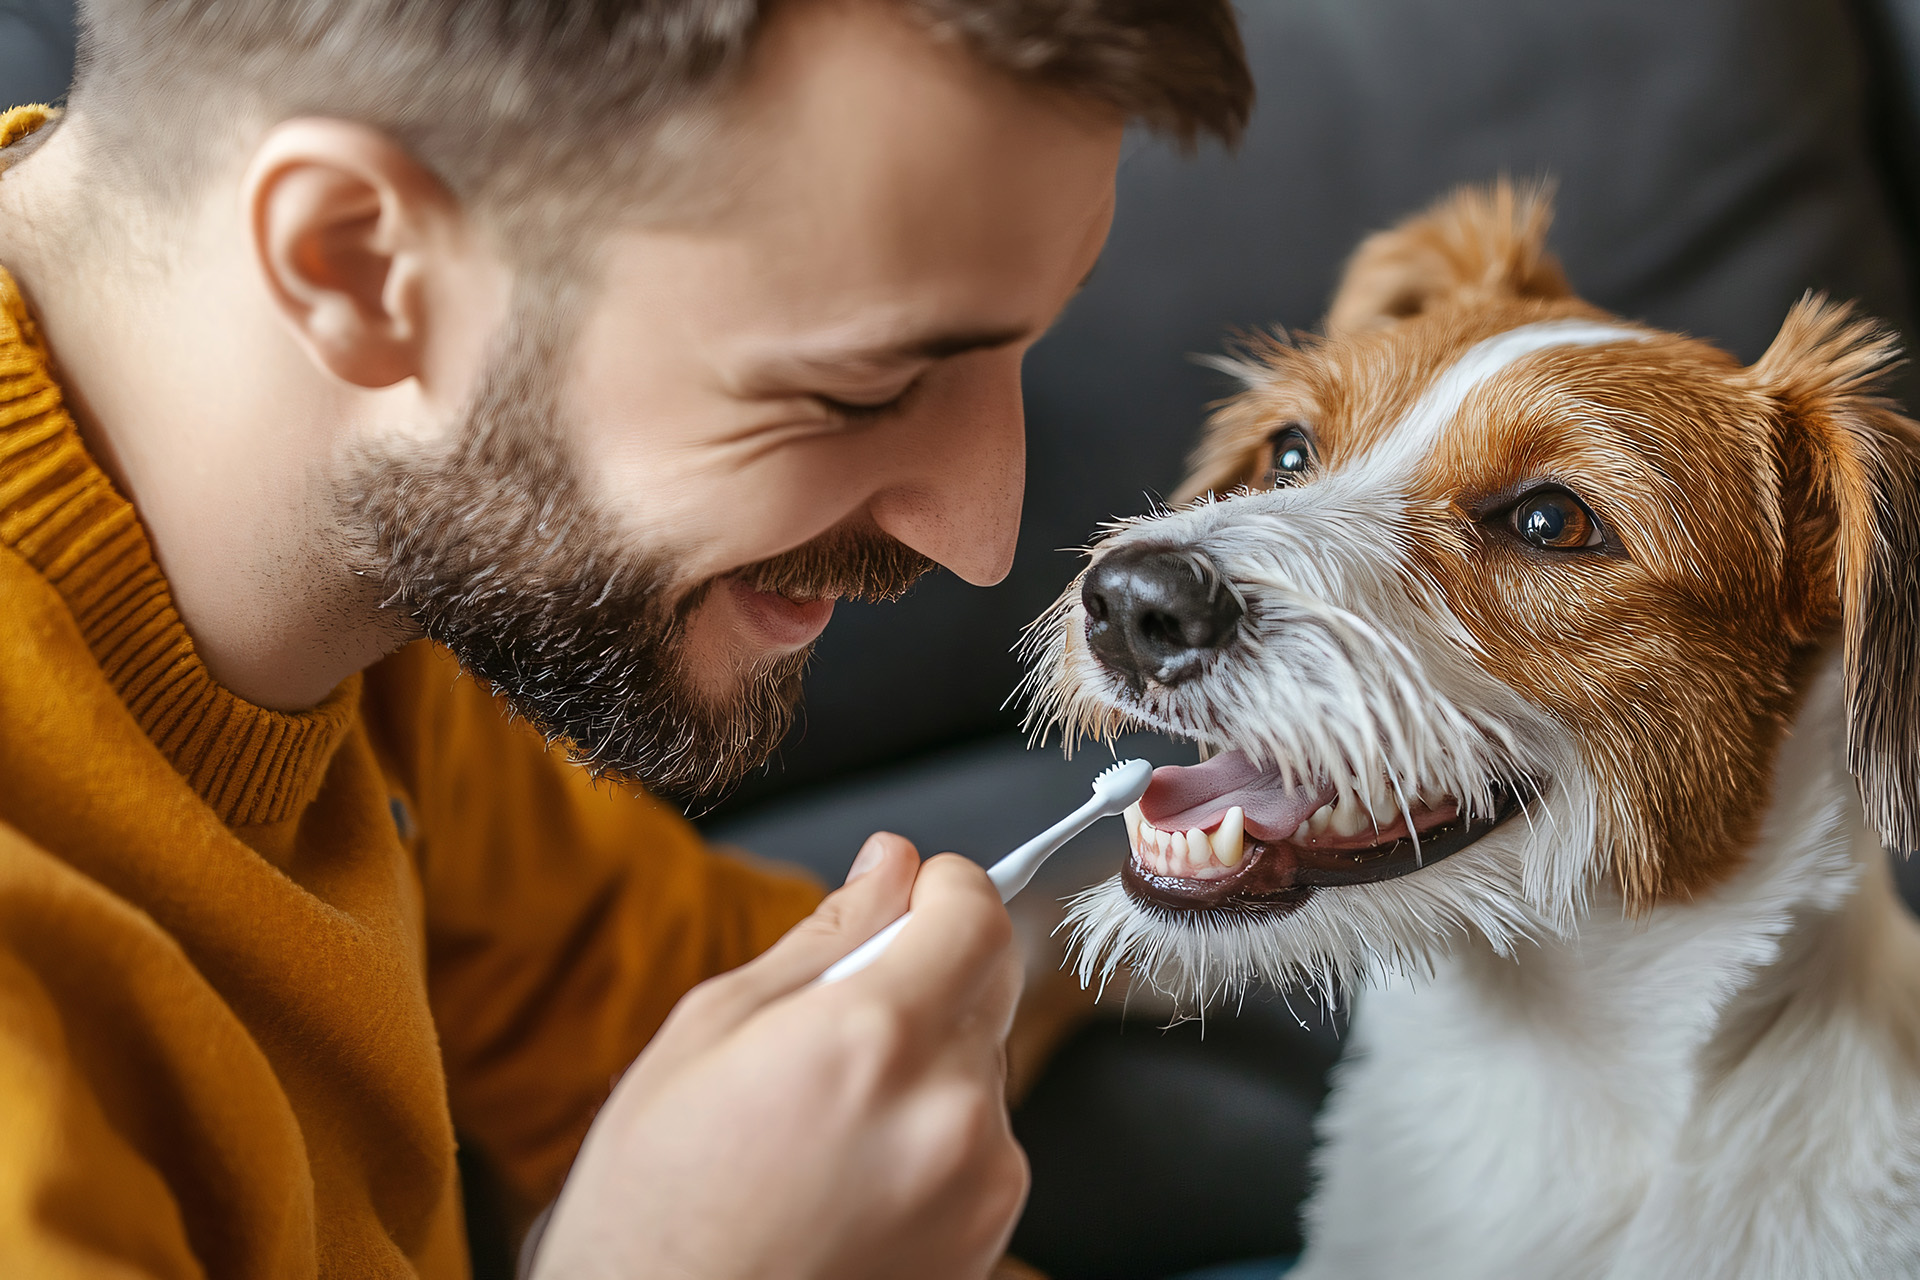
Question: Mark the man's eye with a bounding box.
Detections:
[1266,425,1316,485]
[1506,487,1606,551]
[817,382,916,422]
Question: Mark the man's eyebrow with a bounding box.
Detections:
[773,325,1031,376]
[892,325,1032,361]
[772,264,1100,374]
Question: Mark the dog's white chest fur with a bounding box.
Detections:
[1295,660,1920,1280]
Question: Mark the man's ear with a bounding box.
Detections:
[245,119,463,388]
[1747,296,1920,856]
[1324,179,1572,335]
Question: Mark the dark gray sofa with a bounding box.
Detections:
[8,1,1920,1275]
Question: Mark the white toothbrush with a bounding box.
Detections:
[816,758,1154,985]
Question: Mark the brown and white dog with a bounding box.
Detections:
[1023,184,1920,1278]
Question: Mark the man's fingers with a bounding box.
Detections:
[636,834,920,1078]
[653,843,1014,1090]
[856,853,1021,1034]
[713,832,922,1008]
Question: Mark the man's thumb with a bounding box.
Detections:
[730,832,921,1002]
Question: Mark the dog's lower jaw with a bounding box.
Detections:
[1291,649,1920,1280]
[1063,809,1557,1010]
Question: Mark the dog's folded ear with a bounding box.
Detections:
[1325,179,1572,334]
[1746,296,1920,857]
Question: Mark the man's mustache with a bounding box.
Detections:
[734,526,935,604]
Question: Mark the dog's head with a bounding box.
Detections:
[1023,182,1920,1007]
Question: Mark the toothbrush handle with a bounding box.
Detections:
[817,914,911,984]
[987,796,1102,902]
[816,796,1107,986]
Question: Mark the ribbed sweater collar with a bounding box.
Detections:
[0,110,357,826]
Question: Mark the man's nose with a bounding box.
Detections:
[868,355,1025,586]
[1081,543,1243,688]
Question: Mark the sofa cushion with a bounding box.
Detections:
[0,0,74,109]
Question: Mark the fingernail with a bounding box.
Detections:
[845,836,888,883]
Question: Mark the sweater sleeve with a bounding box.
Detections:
[0,825,319,1280]
[0,960,200,1280]
[359,643,825,1211]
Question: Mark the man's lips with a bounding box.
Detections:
[720,576,836,650]
[1120,749,1526,913]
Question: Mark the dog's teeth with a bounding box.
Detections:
[1331,795,1367,837]
[1210,807,1245,867]
[1365,774,1395,823]
[1291,819,1311,844]
[1125,802,1143,852]
[1308,803,1333,836]
[1186,828,1209,867]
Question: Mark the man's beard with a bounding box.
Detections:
[347,295,932,801]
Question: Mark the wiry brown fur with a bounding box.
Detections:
[1402,343,1811,907]
[1742,302,1920,856]
[1324,179,1571,335]
[1174,181,1920,908]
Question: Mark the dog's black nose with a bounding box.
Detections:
[1082,544,1243,687]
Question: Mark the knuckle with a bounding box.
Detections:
[789,899,852,943]
[937,1084,1012,1173]
[892,1112,1023,1244]
[985,1139,1031,1224]
[834,996,912,1070]
[922,858,1014,948]
[974,898,1015,952]
[670,975,731,1024]
[954,902,1015,968]
[665,970,754,1035]
[963,1088,1011,1150]
[924,851,992,889]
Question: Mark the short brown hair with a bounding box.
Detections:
[72,0,1250,239]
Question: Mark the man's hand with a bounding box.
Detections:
[531,834,1030,1280]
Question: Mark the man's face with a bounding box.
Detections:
[356,0,1123,797]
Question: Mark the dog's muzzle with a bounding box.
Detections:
[1074,534,1532,919]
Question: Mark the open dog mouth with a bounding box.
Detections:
[1121,749,1525,914]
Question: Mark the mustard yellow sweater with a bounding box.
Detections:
[0,107,824,1279]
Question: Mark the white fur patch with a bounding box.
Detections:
[1359,319,1649,478]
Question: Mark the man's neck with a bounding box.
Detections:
[0,118,415,710]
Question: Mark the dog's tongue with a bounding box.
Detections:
[1140,750,1331,841]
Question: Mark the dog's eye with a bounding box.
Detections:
[1266,425,1316,486]
[1509,488,1604,551]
